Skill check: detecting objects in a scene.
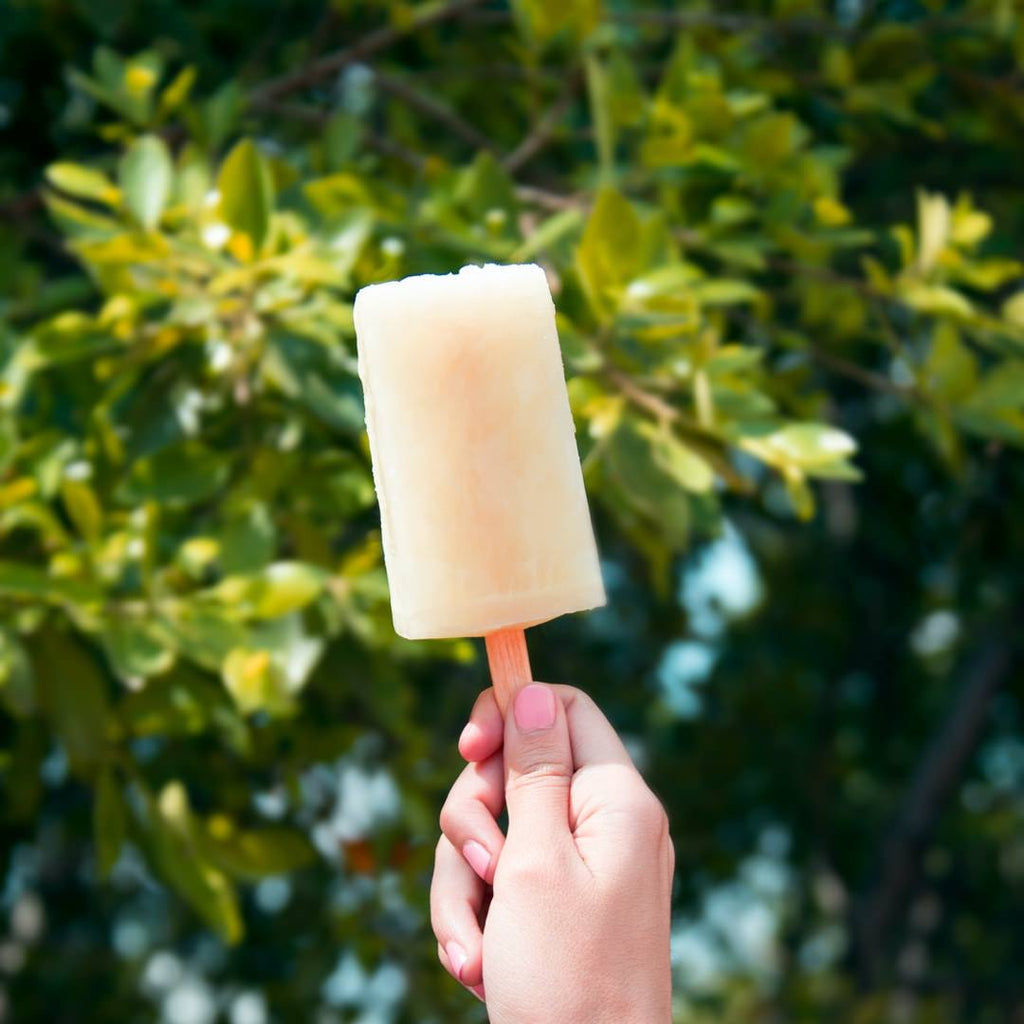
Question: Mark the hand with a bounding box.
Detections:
[431,683,674,1023]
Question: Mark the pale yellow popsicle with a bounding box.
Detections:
[354,263,606,643]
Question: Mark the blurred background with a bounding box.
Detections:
[1,0,1023,1021]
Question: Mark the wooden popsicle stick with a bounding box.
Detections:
[485,627,533,715]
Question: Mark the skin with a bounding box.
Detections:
[430,682,674,1023]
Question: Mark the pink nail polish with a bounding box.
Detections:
[458,722,477,751]
[462,840,491,880]
[514,684,556,731]
[446,941,468,981]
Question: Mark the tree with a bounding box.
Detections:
[0,1,1022,1021]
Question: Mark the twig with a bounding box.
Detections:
[853,637,1017,983]
[808,347,914,399]
[259,100,427,170]
[603,363,679,426]
[249,0,487,107]
[769,255,876,297]
[513,184,588,211]
[504,68,583,173]
[372,68,496,153]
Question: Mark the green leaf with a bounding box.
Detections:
[604,419,691,550]
[455,151,518,223]
[219,503,276,574]
[120,667,240,739]
[222,647,291,716]
[901,283,974,320]
[217,139,275,251]
[45,163,120,206]
[103,619,175,681]
[142,782,243,944]
[157,66,197,119]
[61,479,103,543]
[201,820,315,880]
[118,134,173,230]
[576,188,644,319]
[963,362,1024,413]
[0,562,102,606]
[923,323,977,402]
[647,428,716,494]
[119,442,230,507]
[691,279,762,307]
[770,423,858,465]
[43,193,121,238]
[740,422,860,478]
[213,562,326,620]
[1002,291,1024,328]
[511,0,601,44]
[94,766,126,880]
[0,628,35,717]
[29,629,110,776]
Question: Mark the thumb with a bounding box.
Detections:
[503,683,574,847]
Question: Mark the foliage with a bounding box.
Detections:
[0,1,1022,1021]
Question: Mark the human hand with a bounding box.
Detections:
[431,683,674,1023]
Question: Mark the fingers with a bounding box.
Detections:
[439,753,506,884]
[556,685,635,771]
[461,684,635,773]
[502,683,575,848]
[458,687,502,763]
[430,836,486,990]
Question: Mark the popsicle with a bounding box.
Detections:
[353,263,605,711]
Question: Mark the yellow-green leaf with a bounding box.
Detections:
[61,479,103,543]
[576,188,643,319]
[217,139,275,251]
[646,428,716,494]
[901,283,974,320]
[916,190,950,273]
[118,134,172,229]
[45,163,121,206]
[104,619,175,681]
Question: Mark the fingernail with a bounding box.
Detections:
[462,840,491,880]
[470,983,486,1002]
[514,684,556,732]
[446,941,468,981]
[458,722,477,751]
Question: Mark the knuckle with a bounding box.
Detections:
[498,851,556,891]
[631,787,670,839]
[438,800,455,838]
[507,759,572,795]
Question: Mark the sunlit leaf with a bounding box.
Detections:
[119,134,172,229]
[217,138,275,251]
[46,163,120,206]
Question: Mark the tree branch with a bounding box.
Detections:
[854,636,1018,983]
[372,69,496,153]
[504,68,583,173]
[258,100,427,170]
[248,0,487,108]
[513,184,587,211]
[808,347,914,399]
